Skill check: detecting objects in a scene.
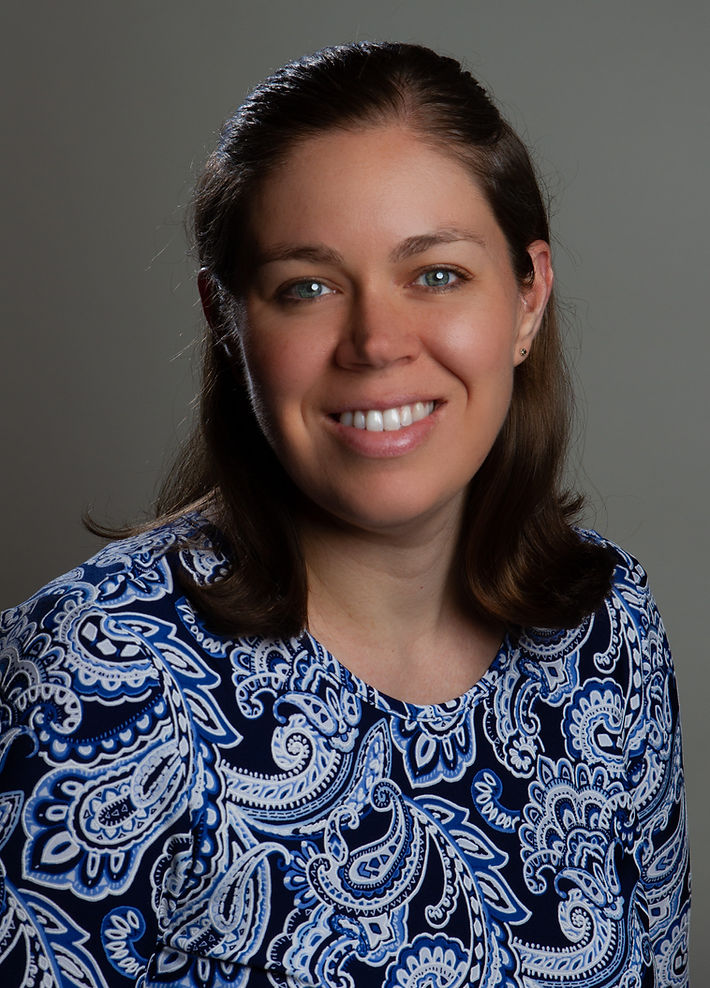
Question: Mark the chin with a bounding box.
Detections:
[305,487,466,537]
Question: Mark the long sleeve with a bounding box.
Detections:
[0,577,199,987]
[622,561,691,985]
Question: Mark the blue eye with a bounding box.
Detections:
[416,268,460,289]
[283,280,334,301]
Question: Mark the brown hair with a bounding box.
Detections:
[134,41,614,635]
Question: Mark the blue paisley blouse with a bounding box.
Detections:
[0,518,690,987]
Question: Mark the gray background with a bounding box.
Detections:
[2,0,707,976]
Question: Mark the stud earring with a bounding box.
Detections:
[519,347,528,357]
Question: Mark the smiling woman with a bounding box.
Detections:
[235,125,552,544]
[0,41,690,988]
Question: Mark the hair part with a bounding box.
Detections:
[101,41,614,636]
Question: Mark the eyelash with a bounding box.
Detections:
[275,265,470,303]
[277,280,336,303]
[412,266,469,291]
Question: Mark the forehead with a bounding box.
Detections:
[248,124,502,253]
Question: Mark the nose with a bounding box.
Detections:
[334,291,422,370]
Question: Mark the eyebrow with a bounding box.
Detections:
[254,227,488,269]
[390,228,488,262]
[255,243,345,266]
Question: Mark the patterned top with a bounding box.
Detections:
[0,518,689,987]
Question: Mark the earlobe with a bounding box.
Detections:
[515,240,554,363]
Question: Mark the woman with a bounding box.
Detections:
[0,42,689,987]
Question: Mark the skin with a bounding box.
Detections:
[203,124,553,703]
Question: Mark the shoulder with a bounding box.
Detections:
[1,514,228,637]
[515,530,673,705]
[0,515,231,732]
[566,530,675,707]
[0,515,242,838]
[576,527,658,621]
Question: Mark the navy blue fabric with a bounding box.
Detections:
[0,519,689,986]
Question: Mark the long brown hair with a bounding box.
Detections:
[110,42,614,635]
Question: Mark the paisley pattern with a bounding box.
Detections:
[0,518,690,986]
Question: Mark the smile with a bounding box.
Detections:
[337,401,435,432]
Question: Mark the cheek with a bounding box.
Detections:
[435,305,519,382]
[238,327,324,435]
[241,339,285,405]
[233,331,282,446]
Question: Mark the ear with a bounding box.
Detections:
[514,240,554,365]
[198,268,237,360]
[197,267,220,329]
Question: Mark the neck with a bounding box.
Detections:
[299,503,502,704]
[303,508,462,639]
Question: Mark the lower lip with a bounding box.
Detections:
[326,405,441,458]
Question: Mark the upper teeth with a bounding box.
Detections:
[338,401,435,431]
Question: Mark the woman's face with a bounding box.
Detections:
[235,124,552,536]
